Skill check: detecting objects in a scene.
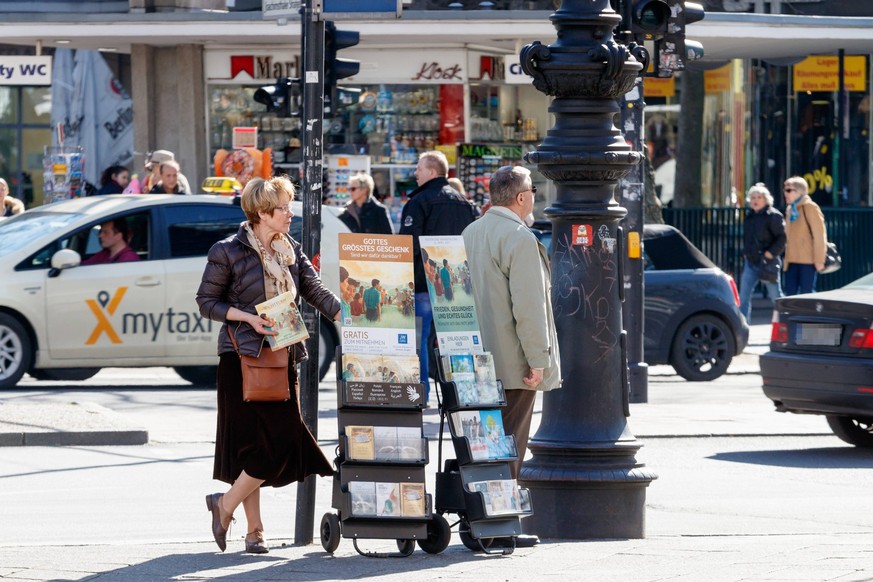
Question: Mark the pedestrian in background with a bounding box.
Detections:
[448,176,481,217]
[142,150,192,194]
[399,150,477,402]
[149,160,190,195]
[96,165,130,195]
[338,173,393,234]
[0,178,24,217]
[738,183,786,321]
[196,176,341,555]
[782,176,826,295]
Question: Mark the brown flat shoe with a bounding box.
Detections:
[205,493,233,552]
[245,529,269,554]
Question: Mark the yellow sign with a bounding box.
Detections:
[644,77,675,98]
[705,65,731,93]
[793,56,866,92]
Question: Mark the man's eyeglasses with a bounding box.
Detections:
[519,185,537,195]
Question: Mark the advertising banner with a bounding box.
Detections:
[338,233,416,355]
[419,235,483,355]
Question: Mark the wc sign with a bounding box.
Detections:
[0,56,52,86]
[504,55,531,85]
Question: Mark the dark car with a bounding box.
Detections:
[642,224,749,381]
[760,272,873,446]
[531,222,749,381]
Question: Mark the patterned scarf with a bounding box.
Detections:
[243,222,298,302]
[787,196,803,222]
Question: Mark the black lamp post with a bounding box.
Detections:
[519,0,657,538]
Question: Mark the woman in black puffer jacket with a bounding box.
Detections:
[197,176,340,555]
[739,182,786,322]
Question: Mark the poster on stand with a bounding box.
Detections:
[338,233,416,356]
[419,235,483,355]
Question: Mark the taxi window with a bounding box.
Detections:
[0,211,84,260]
[164,204,245,258]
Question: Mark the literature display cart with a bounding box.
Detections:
[433,350,534,555]
[320,348,451,557]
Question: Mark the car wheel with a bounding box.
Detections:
[826,415,873,447]
[669,314,735,381]
[173,366,217,386]
[319,318,338,382]
[0,313,32,389]
[29,368,101,382]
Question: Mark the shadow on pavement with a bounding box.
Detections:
[709,447,873,469]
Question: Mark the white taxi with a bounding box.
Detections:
[0,194,349,388]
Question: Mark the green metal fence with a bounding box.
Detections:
[662,207,873,291]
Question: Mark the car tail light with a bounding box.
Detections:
[849,326,873,349]
[770,311,788,343]
[726,275,740,307]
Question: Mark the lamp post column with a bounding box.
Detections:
[519,0,657,538]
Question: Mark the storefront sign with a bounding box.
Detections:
[412,62,463,82]
[206,51,301,81]
[705,64,731,93]
[0,56,52,86]
[503,55,530,85]
[793,55,866,92]
[644,77,675,98]
[262,0,301,20]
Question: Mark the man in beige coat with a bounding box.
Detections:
[462,165,561,482]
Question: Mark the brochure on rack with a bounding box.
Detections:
[419,235,483,355]
[339,233,417,356]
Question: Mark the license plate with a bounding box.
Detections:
[795,323,842,346]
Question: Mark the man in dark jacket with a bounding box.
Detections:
[338,173,393,234]
[739,182,787,321]
[400,150,477,400]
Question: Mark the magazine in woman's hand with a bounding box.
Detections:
[255,291,310,350]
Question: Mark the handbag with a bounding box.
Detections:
[759,258,781,283]
[821,242,841,274]
[230,328,290,402]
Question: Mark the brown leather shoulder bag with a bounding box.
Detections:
[229,327,290,402]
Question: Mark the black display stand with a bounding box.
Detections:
[433,349,534,555]
[320,347,451,557]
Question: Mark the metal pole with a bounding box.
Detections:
[518,0,656,538]
[295,0,324,546]
[619,76,648,404]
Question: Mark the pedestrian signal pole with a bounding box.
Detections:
[295,0,325,546]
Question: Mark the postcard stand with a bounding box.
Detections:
[320,346,451,557]
[432,348,534,555]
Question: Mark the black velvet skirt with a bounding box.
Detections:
[214,352,333,487]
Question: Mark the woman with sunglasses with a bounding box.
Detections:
[337,173,393,235]
[782,176,827,295]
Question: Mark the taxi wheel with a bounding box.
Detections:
[0,314,31,389]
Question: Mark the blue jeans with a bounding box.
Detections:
[414,292,433,401]
[739,259,783,322]
[783,263,817,296]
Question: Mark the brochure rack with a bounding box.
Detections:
[432,349,534,555]
[320,347,452,558]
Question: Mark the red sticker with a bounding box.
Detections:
[572,224,593,247]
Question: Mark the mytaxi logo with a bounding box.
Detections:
[85,287,128,345]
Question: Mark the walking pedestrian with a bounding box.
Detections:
[338,173,393,234]
[782,176,827,295]
[738,183,786,321]
[196,176,341,554]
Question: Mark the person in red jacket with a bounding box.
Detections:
[82,219,140,264]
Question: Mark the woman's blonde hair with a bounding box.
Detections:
[240,176,295,224]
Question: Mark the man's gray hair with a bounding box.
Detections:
[489,165,531,207]
[419,151,449,177]
[747,182,773,206]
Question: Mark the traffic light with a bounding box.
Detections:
[253,77,301,118]
[630,0,672,39]
[324,21,360,117]
[622,0,704,77]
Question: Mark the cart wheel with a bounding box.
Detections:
[417,514,451,554]
[458,519,494,552]
[320,512,341,554]
[396,539,416,556]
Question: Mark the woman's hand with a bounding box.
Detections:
[252,314,278,337]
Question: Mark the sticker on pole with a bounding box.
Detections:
[572,224,593,247]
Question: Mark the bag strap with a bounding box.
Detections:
[228,324,241,354]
